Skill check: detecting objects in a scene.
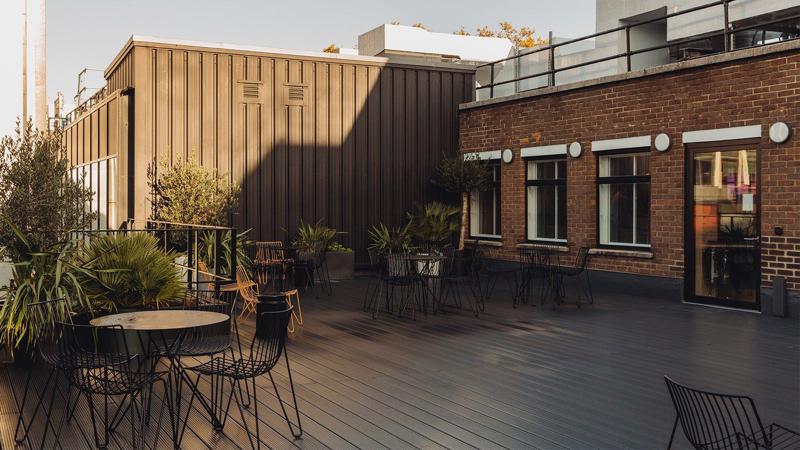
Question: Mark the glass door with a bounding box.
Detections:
[687,144,760,309]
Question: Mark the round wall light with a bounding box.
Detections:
[654,133,671,152]
[501,148,514,164]
[769,122,790,144]
[568,142,582,158]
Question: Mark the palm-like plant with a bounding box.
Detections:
[199,229,253,277]
[368,223,413,254]
[78,233,186,311]
[0,221,93,356]
[293,220,337,254]
[407,202,460,246]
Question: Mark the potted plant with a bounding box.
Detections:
[368,223,413,277]
[77,233,186,312]
[407,202,459,275]
[325,241,354,281]
[433,153,492,251]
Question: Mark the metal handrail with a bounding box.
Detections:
[477,0,799,98]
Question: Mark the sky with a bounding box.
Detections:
[0,0,596,137]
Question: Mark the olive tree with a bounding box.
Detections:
[434,153,491,250]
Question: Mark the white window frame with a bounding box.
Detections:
[466,152,502,239]
[526,157,567,243]
[597,152,651,248]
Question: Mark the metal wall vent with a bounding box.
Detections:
[237,81,263,104]
[284,83,308,106]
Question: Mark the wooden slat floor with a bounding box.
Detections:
[2,276,798,449]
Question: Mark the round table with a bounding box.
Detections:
[91,310,229,447]
[90,310,228,330]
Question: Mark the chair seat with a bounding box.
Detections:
[77,369,165,396]
[186,357,271,380]
[176,335,231,357]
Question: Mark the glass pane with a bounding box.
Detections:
[535,185,556,239]
[537,161,556,180]
[635,183,650,245]
[635,154,650,175]
[557,184,567,239]
[692,149,758,304]
[556,160,566,179]
[605,155,635,177]
[478,189,494,234]
[609,183,634,243]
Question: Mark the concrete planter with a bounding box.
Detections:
[327,251,354,280]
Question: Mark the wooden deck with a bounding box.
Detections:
[2,276,799,449]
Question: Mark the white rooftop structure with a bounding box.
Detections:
[358,24,515,64]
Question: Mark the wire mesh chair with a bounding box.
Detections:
[362,247,382,312]
[294,247,332,296]
[283,289,304,334]
[234,266,260,320]
[551,247,593,307]
[439,246,483,317]
[185,306,302,448]
[14,298,75,449]
[664,376,800,450]
[57,320,169,449]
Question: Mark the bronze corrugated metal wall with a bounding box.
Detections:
[87,42,474,264]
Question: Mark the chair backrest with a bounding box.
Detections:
[256,241,285,262]
[182,288,239,355]
[385,253,412,278]
[572,247,591,273]
[367,247,380,272]
[247,306,293,373]
[664,376,768,449]
[56,321,131,375]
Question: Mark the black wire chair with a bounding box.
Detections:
[295,247,332,296]
[185,306,302,449]
[551,246,594,307]
[474,245,516,309]
[362,247,382,312]
[515,248,554,308]
[439,246,483,317]
[57,320,169,449]
[380,254,421,320]
[664,376,800,450]
[13,298,75,449]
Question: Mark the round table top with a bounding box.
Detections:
[404,254,447,261]
[90,310,229,331]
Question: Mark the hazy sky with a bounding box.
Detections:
[0,0,596,137]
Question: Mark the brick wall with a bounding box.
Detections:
[459,48,800,292]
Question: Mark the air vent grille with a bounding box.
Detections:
[237,81,263,104]
[284,84,308,106]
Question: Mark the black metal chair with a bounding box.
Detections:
[439,246,483,317]
[474,245,516,309]
[295,247,332,296]
[368,253,420,320]
[515,248,554,308]
[14,298,74,449]
[57,320,169,449]
[664,376,800,450]
[551,246,594,307]
[362,247,382,312]
[185,306,302,449]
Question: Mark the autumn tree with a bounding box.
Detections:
[454,22,548,48]
[322,44,339,53]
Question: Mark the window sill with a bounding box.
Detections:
[517,242,569,253]
[589,248,653,259]
[465,238,503,247]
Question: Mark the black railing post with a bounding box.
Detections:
[489,63,495,99]
[214,229,222,291]
[625,25,632,72]
[230,229,237,280]
[548,31,555,87]
[723,0,730,51]
[186,229,194,288]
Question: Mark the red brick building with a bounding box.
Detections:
[459,40,799,312]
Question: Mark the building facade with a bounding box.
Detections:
[459,39,799,312]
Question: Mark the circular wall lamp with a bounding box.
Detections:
[769,122,790,144]
[654,133,671,152]
[568,142,582,158]
[501,148,514,164]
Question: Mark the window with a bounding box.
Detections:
[526,158,567,242]
[470,163,501,238]
[598,152,650,247]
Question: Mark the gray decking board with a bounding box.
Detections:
[2,276,798,449]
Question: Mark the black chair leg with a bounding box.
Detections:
[233,378,258,450]
[270,348,303,439]
[667,415,678,449]
[14,365,56,444]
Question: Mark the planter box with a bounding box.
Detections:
[326,251,354,280]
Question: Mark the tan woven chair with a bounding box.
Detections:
[284,289,303,334]
[220,266,259,320]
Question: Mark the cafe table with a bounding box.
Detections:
[90,310,229,448]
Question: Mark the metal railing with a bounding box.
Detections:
[73,219,237,290]
[477,0,800,99]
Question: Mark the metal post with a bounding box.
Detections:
[625,26,632,72]
[214,230,222,291]
[489,63,495,99]
[723,0,730,52]
[548,31,555,87]
[230,230,237,280]
[186,229,194,288]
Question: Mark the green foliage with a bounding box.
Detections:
[199,229,253,277]
[368,223,413,254]
[0,122,96,260]
[148,158,240,227]
[407,202,460,245]
[326,241,352,253]
[0,220,94,356]
[77,233,186,311]
[434,153,492,195]
[293,220,337,253]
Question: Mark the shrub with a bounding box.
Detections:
[368,223,413,254]
[77,233,186,311]
[434,153,492,250]
[293,220,337,253]
[0,122,96,260]
[148,158,240,227]
[407,202,459,246]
